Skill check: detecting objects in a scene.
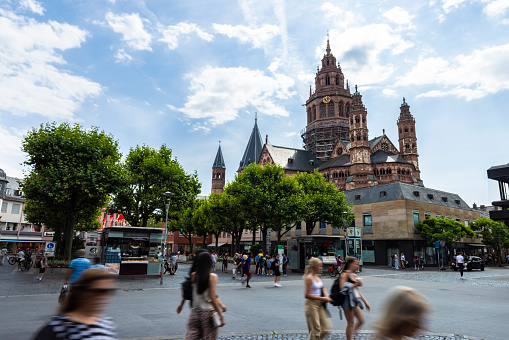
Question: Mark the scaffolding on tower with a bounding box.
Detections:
[301,121,350,162]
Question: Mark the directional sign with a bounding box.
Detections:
[45,242,57,255]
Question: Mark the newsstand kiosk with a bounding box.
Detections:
[101,226,163,275]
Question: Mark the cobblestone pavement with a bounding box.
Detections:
[1,261,508,297]
[129,331,483,340]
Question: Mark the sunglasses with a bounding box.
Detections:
[87,288,117,295]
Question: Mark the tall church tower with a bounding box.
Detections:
[397,98,420,180]
[211,143,226,194]
[346,86,375,190]
[302,35,352,162]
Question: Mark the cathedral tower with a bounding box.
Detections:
[397,98,420,180]
[302,35,352,162]
[346,86,375,190]
[211,143,226,194]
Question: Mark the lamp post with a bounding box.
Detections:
[161,192,174,285]
[342,212,349,259]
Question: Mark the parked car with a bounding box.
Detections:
[451,256,485,271]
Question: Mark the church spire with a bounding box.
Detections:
[238,117,263,172]
[212,143,225,168]
[211,142,226,194]
[326,31,331,55]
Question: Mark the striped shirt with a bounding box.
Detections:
[33,315,118,340]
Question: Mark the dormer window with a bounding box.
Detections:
[288,157,294,164]
[379,191,387,197]
[427,194,434,200]
[309,160,315,166]
[455,199,461,205]
[442,197,448,202]
[413,191,420,197]
[355,195,361,200]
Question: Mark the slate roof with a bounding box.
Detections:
[0,176,24,202]
[212,145,225,168]
[344,182,472,210]
[265,145,322,172]
[369,135,384,149]
[371,150,411,164]
[238,121,263,171]
[318,154,351,170]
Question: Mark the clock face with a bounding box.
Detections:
[381,142,389,151]
[323,96,331,104]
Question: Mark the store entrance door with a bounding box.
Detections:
[387,247,399,268]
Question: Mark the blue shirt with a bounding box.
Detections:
[243,257,251,272]
[69,257,91,284]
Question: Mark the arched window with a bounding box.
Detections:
[346,103,350,117]
[405,143,410,149]
[328,102,334,117]
[325,76,330,85]
[363,135,367,141]
[356,135,361,141]
[412,143,416,149]
[406,170,410,175]
[388,168,392,174]
[411,127,414,132]
[338,102,343,116]
[397,169,401,174]
[335,75,339,85]
[351,136,354,142]
[307,108,311,122]
[327,59,329,66]
[320,103,326,118]
[362,117,365,123]
[399,128,402,133]
[312,105,316,120]
[375,169,379,175]
[350,118,354,125]
[404,127,408,132]
[355,116,360,123]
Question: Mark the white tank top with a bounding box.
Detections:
[191,282,214,311]
[307,275,323,297]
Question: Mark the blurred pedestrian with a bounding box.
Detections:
[400,253,406,269]
[1,246,7,265]
[170,252,177,274]
[36,252,50,282]
[340,257,370,340]
[282,253,289,276]
[185,252,225,340]
[222,253,228,273]
[211,252,217,272]
[456,252,465,278]
[304,257,332,340]
[273,254,282,287]
[90,257,107,271]
[64,249,91,287]
[17,248,25,271]
[374,286,431,340]
[413,253,419,270]
[241,254,252,288]
[420,254,425,270]
[32,269,118,339]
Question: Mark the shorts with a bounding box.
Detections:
[39,267,46,274]
[245,270,252,278]
[274,269,281,277]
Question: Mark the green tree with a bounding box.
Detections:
[113,144,201,228]
[294,170,351,235]
[471,217,509,267]
[21,122,122,260]
[416,216,475,261]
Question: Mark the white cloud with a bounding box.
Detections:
[19,0,45,15]
[482,0,509,17]
[442,0,467,13]
[283,132,297,137]
[158,22,213,50]
[213,23,279,49]
[319,2,363,29]
[382,89,398,97]
[383,6,415,28]
[168,66,296,126]
[105,12,152,51]
[114,48,132,63]
[325,25,413,86]
[0,9,102,120]
[397,43,509,100]
[0,125,25,178]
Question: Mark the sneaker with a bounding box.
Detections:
[274,283,277,287]
[261,273,264,276]
[275,283,281,287]
[284,274,287,277]
[246,285,252,288]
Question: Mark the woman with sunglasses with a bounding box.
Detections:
[33,268,118,339]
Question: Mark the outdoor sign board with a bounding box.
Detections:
[45,241,56,256]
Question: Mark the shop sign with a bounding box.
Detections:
[43,232,55,237]
[124,232,149,238]
[354,227,362,237]
[347,227,355,237]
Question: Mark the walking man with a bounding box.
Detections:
[17,248,25,271]
[241,254,252,288]
[64,249,91,287]
[456,252,465,278]
[211,252,217,272]
[1,246,7,265]
[273,254,282,287]
[232,253,242,279]
[282,253,289,276]
[36,252,50,282]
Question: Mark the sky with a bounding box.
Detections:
[0,0,508,207]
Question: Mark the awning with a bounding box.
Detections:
[468,243,487,247]
[0,240,46,243]
[207,242,227,247]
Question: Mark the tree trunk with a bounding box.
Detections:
[235,232,242,254]
[497,245,503,267]
[63,214,76,261]
[306,219,315,236]
[215,232,219,253]
[252,226,256,245]
[261,226,268,255]
[277,230,281,250]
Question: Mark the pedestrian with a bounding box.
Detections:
[258,253,265,275]
[400,253,406,269]
[241,254,252,288]
[222,253,228,273]
[374,286,431,340]
[420,253,425,270]
[1,246,7,265]
[184,252,225,340]
[391,253,395,268]
[456,252,465,278]
[336,255,342,268]
[35,252,50,282]
[90,257,107,271]
[266,255,272,275]
[254,253,260,275]
[211,252,217,272]
[35,250,44,270]
[282,253,289,276]
[394,253,399,270]
[170,252,178,274]
[304,257,332,340]
[64,249,91,288]
[340,256,371,340]
[32,269,119,340]
[232,253,241,280]
[17,248,25,271]
[273,254,282,287]
[413,253,419,270]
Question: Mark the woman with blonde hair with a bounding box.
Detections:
[33,268,118,339]
[303,257,332,340]
[340,256,370,340]
[375,286,431,340]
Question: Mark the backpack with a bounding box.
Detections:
[330,278,345,307]
[182,277,192,301]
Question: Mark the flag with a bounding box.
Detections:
[109,214,114,227]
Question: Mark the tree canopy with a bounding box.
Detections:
[471,217,509,266]
[21,122,122,260]
[415,216,475,247]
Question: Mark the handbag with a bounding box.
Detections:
[212,312,222,327]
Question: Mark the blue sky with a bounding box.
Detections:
[1,0,508,207]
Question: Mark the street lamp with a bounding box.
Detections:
[161,191,174,285]
[342,212,349,259]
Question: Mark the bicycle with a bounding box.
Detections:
[8,254,33,271]
[328,264,342,277]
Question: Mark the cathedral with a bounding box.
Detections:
[215,37,423,191]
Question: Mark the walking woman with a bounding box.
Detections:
[304,257,332,340]
[374,286,431,340]
[185,251,225,340]
[340,256,371,340]
[33,269,118,339]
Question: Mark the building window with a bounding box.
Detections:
[325,76,330,85]
[338,102,343,116]
[11,203,21,215]
[363,213,372,226]
[455,216,461,222]
[424,212,431,219]
[335,75,339,85]
[445,215,451,219]
[320,221,326,229]
[436,213,441,218]
[328,103,334,116]
[380,191,387,197]
[464,218,469,227]
[320,103,326,118]
[413,211,420,226]
[355,195,361,200]
[1,202,7,213]
[296,221,301,230]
